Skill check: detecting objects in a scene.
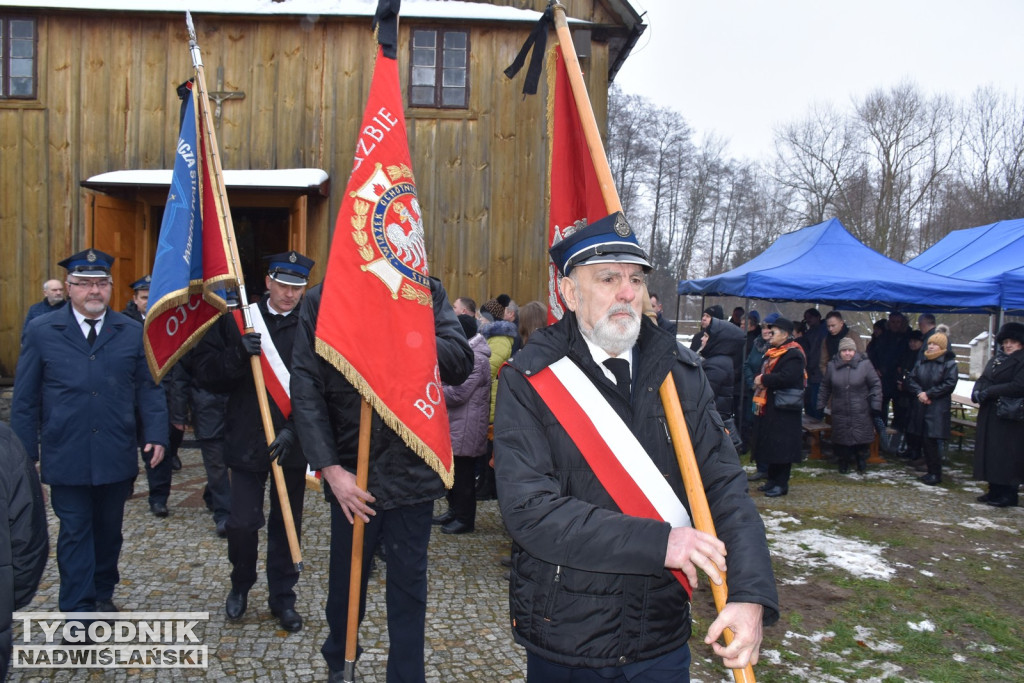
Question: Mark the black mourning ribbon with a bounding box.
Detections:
[504,4,554,95]
[603,358,631,399]
[373,0,401,60]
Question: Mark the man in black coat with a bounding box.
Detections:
[0,422,49,681]
[494,213,778,679]
[121,275,184,517]
[22,279,66,341]
[290,277,472,682]
[192,251,314,632]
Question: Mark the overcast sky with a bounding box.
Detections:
[615,0,1024,161]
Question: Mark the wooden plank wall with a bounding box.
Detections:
[0,5,618,376]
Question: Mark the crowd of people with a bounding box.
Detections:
[4,233,1021,682]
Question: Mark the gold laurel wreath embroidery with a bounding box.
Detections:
[351,199,374,262]
[400,283,431,307]
[386,164,414,182]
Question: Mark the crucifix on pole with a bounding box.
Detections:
[207,64,245,127]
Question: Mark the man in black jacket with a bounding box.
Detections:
[0,422,48,681]
[192,251,314,632]
[290,277,472,683]
[494,213,778,679]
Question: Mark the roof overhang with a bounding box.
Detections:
[81,168,330,195]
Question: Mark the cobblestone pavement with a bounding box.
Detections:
[10,446,526,682]
[10,444,1023,682]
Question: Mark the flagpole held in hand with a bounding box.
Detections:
[549,4,756,680]
[343,400,373,682]
[186,11,302,571]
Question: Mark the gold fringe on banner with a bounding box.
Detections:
[315,337,455,489]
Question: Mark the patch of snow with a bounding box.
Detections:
[907,619,934,632]
[786,630,835,643]
[919,569,935,577]
[855,625,903,653]
[957,517,1019,534]
[953,653,966,662]
[767,527,895,580]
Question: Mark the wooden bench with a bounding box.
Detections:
[950,393,979,450]
[802,416,831,460]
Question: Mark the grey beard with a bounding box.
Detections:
[580,305,640,356]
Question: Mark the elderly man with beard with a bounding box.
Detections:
[493,213,778,681]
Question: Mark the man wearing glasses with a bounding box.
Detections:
[12,248,167,615]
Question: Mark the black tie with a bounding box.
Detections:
[603,358,631,398]
[85,319,98,346]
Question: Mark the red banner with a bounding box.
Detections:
[546,47,608,323]
[315,46,453,486]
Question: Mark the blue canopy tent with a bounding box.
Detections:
[905,218,1024,313]
[677,218,1002,312]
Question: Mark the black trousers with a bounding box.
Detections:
[322,500,432,681]
[766,463,792,490]
[923,437,942,478]
[225,466,305,610]
[142,426,181,506]
[199,437,231,523]
[449,456,477,526]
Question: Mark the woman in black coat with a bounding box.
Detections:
[906,332,958,486]
[752,317,806,497]
[972,322,1024,507]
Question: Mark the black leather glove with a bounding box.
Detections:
[268,426,297,466]
[239,332,262,357]
[971,389,981,404]
[977,389,989,404]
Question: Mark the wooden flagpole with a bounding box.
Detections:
[186,12,303,571]
[550,4,755,681]
[343,400,373,682]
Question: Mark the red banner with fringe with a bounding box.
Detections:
[314,45,453,487]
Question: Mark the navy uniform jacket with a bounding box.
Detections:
[11,305,168,486]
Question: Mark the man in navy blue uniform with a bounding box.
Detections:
[192,251,314,632]
[12,248,167,613]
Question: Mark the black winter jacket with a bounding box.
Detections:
[905,349,958,439]
[0,423,48,681]
[494,313,779,668]
[289,280,473,508]
[192,296,307,472]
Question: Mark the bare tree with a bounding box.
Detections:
[853,82,961,259]
[773,103,858,225]
[606,86,656,218]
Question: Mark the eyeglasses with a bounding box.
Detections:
[67,280,112,290]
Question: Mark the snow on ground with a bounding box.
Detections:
[762,511,896,582]
[957,516,1020,534]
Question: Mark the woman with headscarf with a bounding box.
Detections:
[752,317,806,497]
[971,322,1024,507]
[818,336,882,474]
[905,332,958,485]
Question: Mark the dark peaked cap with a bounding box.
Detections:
[264,250,315,286]
[59,248,114,277]
[549,212,652,277]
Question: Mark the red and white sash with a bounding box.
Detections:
[526,356,694,593]
[233,304,292,419]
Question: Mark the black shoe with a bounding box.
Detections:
[441,520,474,535]
[150,502,169,518]
[756,483,770,492]
[271,607,303,632]
[918,474,941,486]
[763,486,788,497]
[328,668,347,683]
[747,471,767,482]
[215,519,228,538]
[499,557,512,567]
[171,454,182,471]
[976,492,991,503]
[986,496,1018,508]
[225,589,248,620]
[838,464,849,474]
[95,599,118,613]
[432,510,455,525]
